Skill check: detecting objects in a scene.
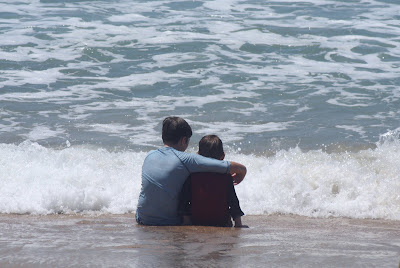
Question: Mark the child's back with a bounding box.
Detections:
[187,172,233,227]
[179,135,245,227]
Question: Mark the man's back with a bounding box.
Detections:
[137,148,188,225]
[137,147,230,226]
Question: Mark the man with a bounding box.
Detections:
[136,117,247,226]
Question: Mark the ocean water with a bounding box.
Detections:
[1,0,400,219]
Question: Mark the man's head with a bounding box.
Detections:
[198,135,225,160]
[162,117,192,151]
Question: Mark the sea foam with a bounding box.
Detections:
[0,141,144,215]
[1,129,399,220]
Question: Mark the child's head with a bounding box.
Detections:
[198,135,225,160]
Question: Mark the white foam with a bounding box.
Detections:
[203,0,238,11]
[0,136,400,220]
[0,121,23,133]
[0,141,144,214]
[235,140,400,220]
[336,125,367,138]
[1,0,398,96]
[326,99,370,107]
[107,14,147,23]
[295,106,311,113]
[193,121,294,143]
[85,123,131,135]
[23,125,66,141]
[0,69,63,88]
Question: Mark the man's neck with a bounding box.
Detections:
[164,136,188,152]
[164,143,182,151]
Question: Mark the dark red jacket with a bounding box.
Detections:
[179,172,244,227]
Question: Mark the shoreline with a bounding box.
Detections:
[0,214,399,267]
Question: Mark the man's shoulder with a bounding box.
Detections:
[146,149,158,155]
[145,147,171,158]
[143,149,158,160]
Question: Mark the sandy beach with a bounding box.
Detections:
[0,214,399,267]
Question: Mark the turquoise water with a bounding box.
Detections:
[1,0,400,218]
[1,0,399,152]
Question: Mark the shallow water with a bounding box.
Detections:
[0,214,399,267]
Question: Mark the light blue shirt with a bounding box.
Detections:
[136,147,230,225]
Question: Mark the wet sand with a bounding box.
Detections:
[0,214,399,267]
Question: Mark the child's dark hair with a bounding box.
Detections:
[198,135,224,160]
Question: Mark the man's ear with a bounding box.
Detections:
[220,152,225,160]
[181,136,190,147]
[179,137,185,144]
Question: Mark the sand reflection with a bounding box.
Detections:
[133,224,241,267]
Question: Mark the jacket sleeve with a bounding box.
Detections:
[227,175,245,219]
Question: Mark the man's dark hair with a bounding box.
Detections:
[198,135,224,160]
[162,117,192,144]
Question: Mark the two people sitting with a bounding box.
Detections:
[136,116,247,227]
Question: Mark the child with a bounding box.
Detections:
[179,135,246,227]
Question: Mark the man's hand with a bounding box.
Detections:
[231,173,242,185]
[229,161,247,185]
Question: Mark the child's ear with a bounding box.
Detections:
[220,152,225,160]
